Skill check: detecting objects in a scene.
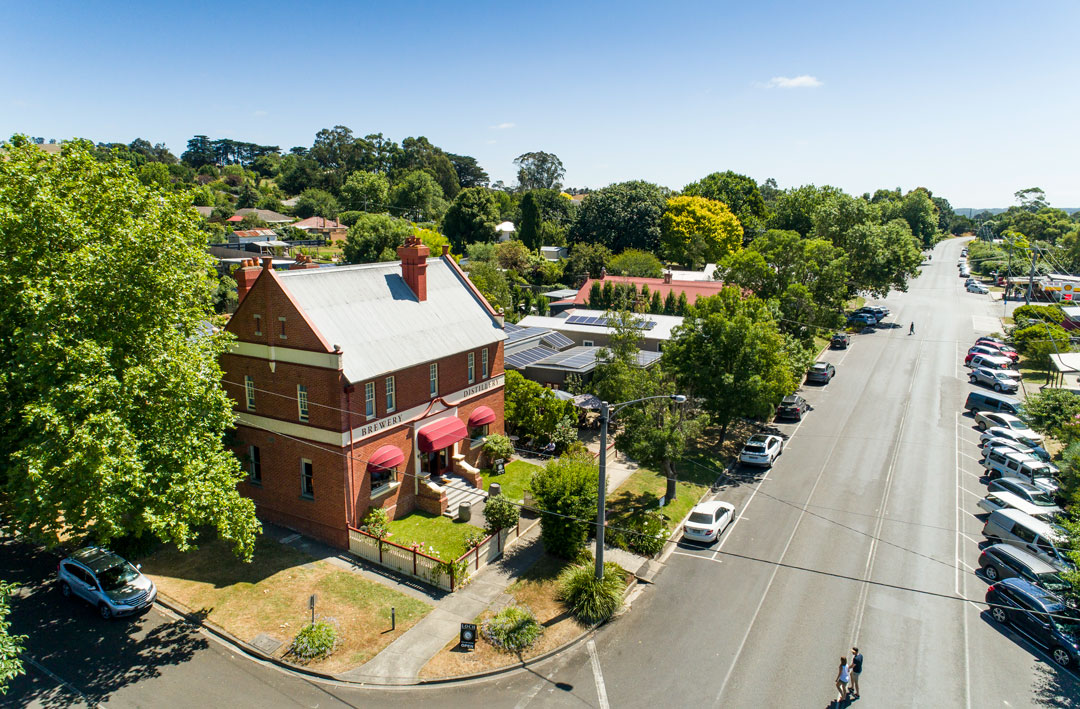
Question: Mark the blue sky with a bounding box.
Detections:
[4,1,1078,207]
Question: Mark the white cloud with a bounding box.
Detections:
[762,75,822,89]
[490,122,515,130]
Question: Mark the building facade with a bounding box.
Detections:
[221,238,506,549]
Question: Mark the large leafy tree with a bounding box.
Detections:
[447,153,489,188]
[0,137,260,559]
[660,195,743,268]
[340,170,390,212]
[389,169,448,222]
[503,370,576,442]
[294,187,340,218]
[881,188,939,248]
[565,242,613,280]
[663,287,797,440]
[569,180,669,252]
[682,171,768,239]
[442,187,500,252]
[513,151,565,191]
[396,136,461,199]
[608,249,663,278]
[0,582,25,694]
[769,184,842,236]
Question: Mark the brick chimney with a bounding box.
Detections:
[663,271,672,284]
[234,258,262,304]
[289,253,320,270]
[397,235,430,301]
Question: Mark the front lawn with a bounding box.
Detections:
[482,460,541,502]
[141,536,431,672]
[385,512,484,559]
[607,466,710,538]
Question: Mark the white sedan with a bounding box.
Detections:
[967,282,989,294]
[683,501,735,544]
[739,434,784,467]
[974,412,1044,443]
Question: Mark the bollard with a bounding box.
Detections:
[392,607,396,631]
[489,482,502,497]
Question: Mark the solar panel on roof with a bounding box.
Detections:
[540,331,574,349]
[505,345,558,369]
[503,322,523,333]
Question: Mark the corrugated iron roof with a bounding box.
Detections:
[278,259,505,384]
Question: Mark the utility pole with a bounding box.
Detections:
[1025,245,1038,305]
[1004,235,1014,316]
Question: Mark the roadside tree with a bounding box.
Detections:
[660,195,743,268]
[529,454,598,559]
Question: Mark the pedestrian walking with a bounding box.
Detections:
[835,655,851,701]
[909,321,915,335]
[850,647,862,698]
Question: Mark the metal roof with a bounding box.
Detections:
[526,346,662,373]
[518,309,684,340]
[540,331,574,349]
[278,259,505,384]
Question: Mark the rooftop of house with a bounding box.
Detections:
[234,208,293,223]
[557,272,728,306]
[517,308,683,340]
[292,216,346,230]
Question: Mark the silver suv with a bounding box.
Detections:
[58,547,157,619]
[969,366,1020,393]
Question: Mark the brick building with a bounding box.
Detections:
[221,237,506,549]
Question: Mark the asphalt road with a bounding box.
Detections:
[6,236,1080,708]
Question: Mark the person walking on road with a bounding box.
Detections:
[850,647,862,698]
[909,321,915,335]
[835,655,851,701]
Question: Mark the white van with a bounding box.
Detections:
[982,508,1071,571]
[982,447,1059,495]
[977,490,1061,522]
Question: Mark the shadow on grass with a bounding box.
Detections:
[139,535,319,590]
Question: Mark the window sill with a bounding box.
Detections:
[470,436,486,450]
[299,493,314,501]
[248,480,262,487]
[370,481,400,500]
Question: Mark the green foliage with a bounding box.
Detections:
[569,181,669,253]
[606,508,668,556]
[514,152,565,191]
[1021,389,1080,439]
[565,242,613,280]
[495,239,532,273]
[481,604,544,653]
[551,415,578,453]
[390,169,448,222]
[342,213,414,263]
[484,493,520,534]
[466,241,496,263]
[682,170,768,239]
[556,562,625,623]
[482,433,514,461]
[465,261,511,313]
[340,170,390,212]
[503,371,576,442]
[464,528,487,550]
[529,454,599,559]
[363,507,391,539]
[608,248,663,278]
[661,195,743,268]
[288,619,340,662]
[0,582,25,694]
[294,188,340,219]
[0,137,260,559]
[442,187,500,251]
[1010,322,1071,369]
[1013,304,1065,326]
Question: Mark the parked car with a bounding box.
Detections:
[968,367,1020,393]
[965,391,1023,415]
[966,345,1006,363]
[775,395,810,420]
[739,434,783,467]
[977,337,1018,351]
[985,577,1080,668]
[977,490,1061,521]
[974,412,1043,442]
[981,427,1048,456]
[976,340,1019,359]
[855,306,889,320]
[58,547,157,619]
[983,509,1071,571]
[988,478,1062,510]
[982,447,1059,495]
[806,361,836,384]
[968,353,1017,371]
[682,500,735,544]
[981,438,1055,469]
[967,282,990,294]
[979,544,1072,595]
[847,312,877,326]
[960,267,971,277]
[830,332,850,349]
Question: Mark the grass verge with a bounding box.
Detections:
[141,536,431,672]
[482,460,541,502]
[385,512,484,559]
[606,466,710,545]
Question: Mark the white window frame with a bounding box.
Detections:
[482,348,489,378]
[278,316,287,340]
[583,340,594,347]
[253,313,262,336]
[385,376,396,413]
[297,384,309,422]
[365,381,376,419]
[300,458,314,498]
[429,363,438,398]
[248,445,261,483]
[244,375,256,411]
[468,352,475,384]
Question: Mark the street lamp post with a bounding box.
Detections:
[594,394,687,581]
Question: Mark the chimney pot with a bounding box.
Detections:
[261,256,273,271]
[663,271,672,284]
[441,244,449,257]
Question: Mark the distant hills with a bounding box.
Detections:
[955,207,1080,217]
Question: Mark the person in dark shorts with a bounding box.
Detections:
[850,647,863,698]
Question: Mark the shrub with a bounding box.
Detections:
[1022,388,1080,439]
[483,434,514,463]
[481,604,543,653]
[288,619,340,662]
[557,562,626,623]
[607,509,668,557]
[530,454,598,559]
[608,248,663,278]
[551,415,578,453]
[1013,304,1065,326]
[464,528,487,551]
[363,507,391,539]
[484,494,520,534]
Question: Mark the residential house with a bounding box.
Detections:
[495,221,517,243]
[516,308,683,353]
[221,237,507,549]
[292,216,348,242]
[552,270,728,310]
[234,208,294,225]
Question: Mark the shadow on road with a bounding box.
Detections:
[977,611,1080,706]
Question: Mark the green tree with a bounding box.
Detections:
[340,171,390,212]
[769,184,841,236]
[1021,389,1080,440]
[608,249,664,278]
[682,170,768,239]
[495,239,532,273]
[466,262,511,313]
[650,290,662,313]
[663,290,677,315]
[663,287,797,441]
[389,169,448,222]
[294,188,340,219]
[569,181,669,252]
[513,151,565,191]
[342,213,414,263]
[503,370,576,441]
[518,191,542,250]
[447,153,490,189]
[396,136,460,199]
[893,188,939,248]
[0,137,259,558]
[442,187,500,252]
[660,195,743,267]
[565,243,613,280]
[0,582,24,694]
[587,282,605,308]
[529,454,598,559]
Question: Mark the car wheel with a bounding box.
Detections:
[994,384,1003,392]
[969,375,977,383]
[1052,647,1073,669]
[978,421,988,431]
[971,406,981,415]
[984,565,999,580]
[98,603,112,620]
[991,607,1008,624]
[60,581,72,598]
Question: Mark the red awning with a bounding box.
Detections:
[417,417,468,453]
[468,406,496,427]
[368,445,404,471]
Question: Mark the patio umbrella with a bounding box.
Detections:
[572,393,602,410]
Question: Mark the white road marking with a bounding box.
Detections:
[959,532,982,545]
[959,451,984,463]
[956,412,973,709]
[587,639,610,709]
[671,551,723,564]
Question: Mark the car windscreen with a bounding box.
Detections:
[689,512,714,525]
[96,562,140,591]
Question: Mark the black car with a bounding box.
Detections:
[776,395,810,421]
[986,577,1080,668]
[830,333,850,349]
[979,544,1071,595]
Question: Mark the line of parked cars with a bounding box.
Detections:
[959,336,1080,669]
[846,305,889,327]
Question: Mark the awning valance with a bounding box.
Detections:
[368,445,405,471]
[417,417,468,453]
[468,406,496,427]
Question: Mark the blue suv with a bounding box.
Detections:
[986,577,1080,669]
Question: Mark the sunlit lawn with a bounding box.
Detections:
[385,512,483,559]
[482,460,541,502]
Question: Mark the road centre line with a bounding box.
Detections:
[587,639,610,709]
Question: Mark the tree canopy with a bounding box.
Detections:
[569,180,669,252]
[660,195,743,268]
[682,170,768,239]
[514,151,565,191]
[442,187,500,252]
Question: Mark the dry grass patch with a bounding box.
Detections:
[142,536,431,673]
[419,554,588,679]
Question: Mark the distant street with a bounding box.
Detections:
[7,236,1080,708]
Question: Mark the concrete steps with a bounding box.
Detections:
[439,474,486,517]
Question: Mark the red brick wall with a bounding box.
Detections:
[228,268,332,353]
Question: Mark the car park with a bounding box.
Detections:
[976,340,1019,359]
[58,547,157,619]
[985,577,1080,668]
[682,500,735,544]
[806,361,836,384]
[965,391,1023,415]
[981,438,1056,469]
[739,434,783,467]
[979,544,1072,596]
[967,353,1017,371]
[830,332,850,349]
[982,509,1071,571]
[981,427,1048,456]
[775,395,810,421]
[967,282,990,294]
[974,412,1043,442]
[977,490,1061,521]
[988,478,1061,510]
[982,449,1059,495]
[960,267,970,277]
[968,368,1020,393]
